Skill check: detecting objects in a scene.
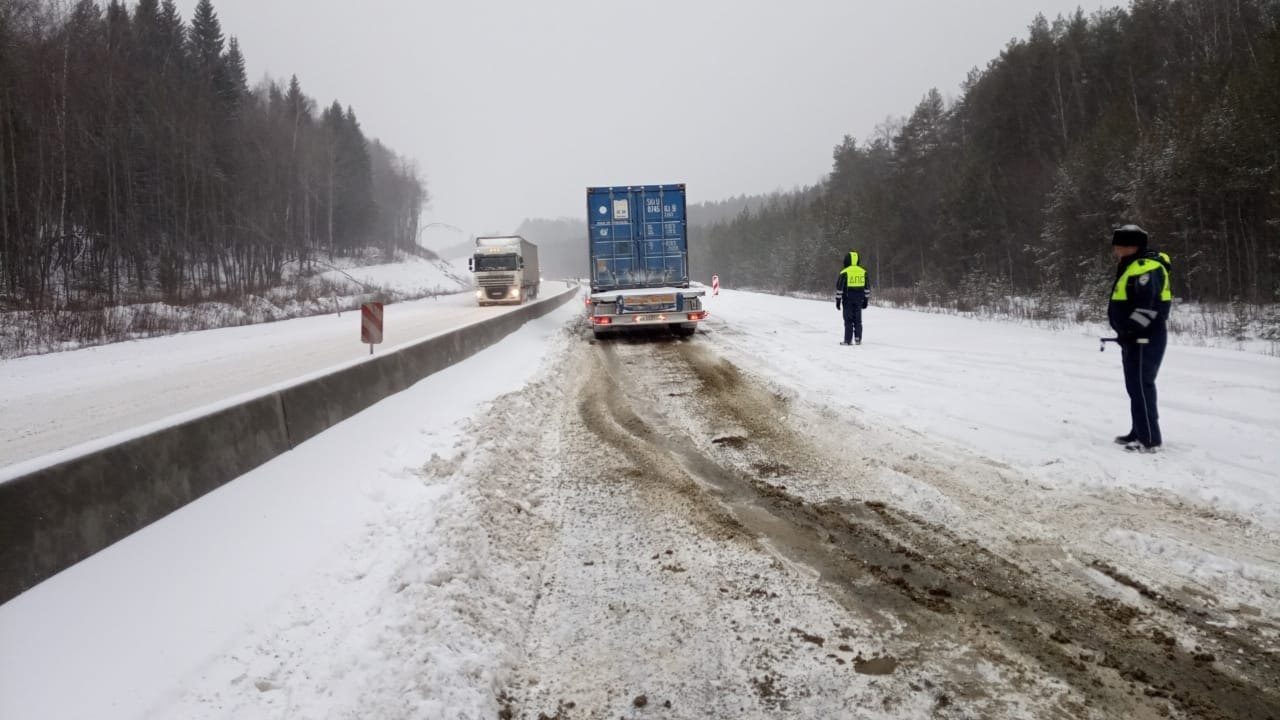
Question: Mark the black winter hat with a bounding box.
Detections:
[1112,224,1149,248]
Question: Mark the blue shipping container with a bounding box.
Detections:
[587,184,688,292]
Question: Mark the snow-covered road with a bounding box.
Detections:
[2,290,1277,719]
[0,290,560,471]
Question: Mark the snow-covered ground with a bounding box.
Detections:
[0,253,471,360]
[0,287,566,472]
[702,290,1280,525]
[0,300,586,720]
[1,289,1276,719]
[297,252,470,297]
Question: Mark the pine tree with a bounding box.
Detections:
[188,0,224,72]
[156,0,185,73]
[224,37,248,109]
[341,105,374,250]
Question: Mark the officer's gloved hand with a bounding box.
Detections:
[835,298,842,310]
[862,298,868,309]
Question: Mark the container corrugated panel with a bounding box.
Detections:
[587,184,687,292]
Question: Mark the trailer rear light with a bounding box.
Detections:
[687,311,708,321]
[591,316,612,325]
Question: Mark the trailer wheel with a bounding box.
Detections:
[592,328,611,341]
[674,324,696,337]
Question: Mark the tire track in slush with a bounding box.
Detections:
[503,337,914,718]
[585,335,1280,720]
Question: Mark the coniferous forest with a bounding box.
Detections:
[0,0,426,310]
[4,0,1277,321]
[690,0,1280,309]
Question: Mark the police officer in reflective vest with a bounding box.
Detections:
[835,251,869,345]
[1108,225,1172,452]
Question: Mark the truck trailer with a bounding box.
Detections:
[470,235,540,305]
[586,184,706,339]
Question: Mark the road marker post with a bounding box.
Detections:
[361,302,383,355]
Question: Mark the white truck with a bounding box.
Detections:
[469,235,540,305]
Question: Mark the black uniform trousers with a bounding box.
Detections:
[842,303,863,344]
[1120,331,1166,447]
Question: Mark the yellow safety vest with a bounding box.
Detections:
[1112,253,1171,302]
[842,252,866,288]
[842,265,867,288]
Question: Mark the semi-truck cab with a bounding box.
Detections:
[470,235,540,305]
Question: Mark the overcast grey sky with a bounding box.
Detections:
[193,0,1099,243]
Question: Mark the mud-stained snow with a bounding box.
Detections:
[3,290,1277,720]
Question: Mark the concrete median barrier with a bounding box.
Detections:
[0,393,290,604]
[0,284,579,604]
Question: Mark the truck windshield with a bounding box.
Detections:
[474,254,518,271]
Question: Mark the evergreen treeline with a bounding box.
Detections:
[0,0,426,308]
[509,195,786,282]
[688,194,779,227]
[695,0,1280,304]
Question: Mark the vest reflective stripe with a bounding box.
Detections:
[1112,257,1171,302]
[842,265,867,288]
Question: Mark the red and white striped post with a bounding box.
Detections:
[361,302,383,354]
[711,274,720,296]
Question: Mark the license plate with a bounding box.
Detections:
[631,294,675,305]
[633,315,650,322]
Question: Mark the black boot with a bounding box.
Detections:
[1114,432,1137,445]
